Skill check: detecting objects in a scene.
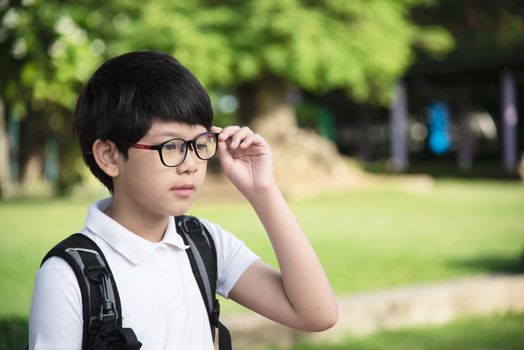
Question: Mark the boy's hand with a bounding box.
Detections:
[212,126,339,332]
[211,126,276,197]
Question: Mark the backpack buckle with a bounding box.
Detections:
[98,271,119,324]
[98,300,118,325]
[211,299,220,325]
[89,271,119,331]
[179,216,203,235]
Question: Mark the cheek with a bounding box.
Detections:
[127,150,161,169]
[120,154,169,190]
[194,164,208,186]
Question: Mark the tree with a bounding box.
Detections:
[0,0,127,194]
[412,0,524,59]
[1,0,452,196]
[110,0,453,194]
[116,0,452,117]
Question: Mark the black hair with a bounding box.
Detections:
[73,51,213,192]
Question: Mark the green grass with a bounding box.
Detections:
[0,180,523,329]
[191,179,524,296]
[278,312,524,350]
[0,316,27,350]
[1,180,524,318]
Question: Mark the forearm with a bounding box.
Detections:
[215,125,337,329]
[246,186,338,329]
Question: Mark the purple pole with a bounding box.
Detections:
[501,70,518,172]
[457,94,472,171]
[390,81,408,172]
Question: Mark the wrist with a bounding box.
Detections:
[243,181,281,205]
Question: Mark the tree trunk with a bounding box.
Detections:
[0,98,14,198]
[19,109,46,192]
[236,76,356,197]
[357,105,373,163]
[237,75,297,137]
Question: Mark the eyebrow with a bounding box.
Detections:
[147,130,206,140]
[150,131,182,138]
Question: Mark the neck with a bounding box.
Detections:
[105,196,169,243]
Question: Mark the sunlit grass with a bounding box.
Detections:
[192,179,524,295]
[0,179,523,319]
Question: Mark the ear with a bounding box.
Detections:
[92,139,121,178]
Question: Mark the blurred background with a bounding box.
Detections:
[1,0,523,349]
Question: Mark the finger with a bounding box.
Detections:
[217,137,230,158]
[216,136,230,160]
[229,126,253,149]
[218,125,241,142]
[239,133,263,149]
[211,126,223,133]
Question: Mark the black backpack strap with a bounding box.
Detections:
[42,233,141,350]
[176,216,232,350]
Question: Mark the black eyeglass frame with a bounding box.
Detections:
[121,132,220,168]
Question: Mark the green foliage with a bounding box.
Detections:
[412,0,524,60]
[0,1,108,112]
[0,0,134,189]
[1,0,453,114]
[113,0,453,103]
[0,0,454,190]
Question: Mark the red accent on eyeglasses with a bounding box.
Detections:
[128,143,158,150]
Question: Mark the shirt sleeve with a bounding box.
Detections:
[200,219,260,298]
[29,257,83,350]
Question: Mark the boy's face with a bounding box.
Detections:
[113,120,209,217]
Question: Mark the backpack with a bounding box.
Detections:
[40,215,232,350]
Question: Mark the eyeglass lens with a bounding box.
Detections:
[161,133,217,166]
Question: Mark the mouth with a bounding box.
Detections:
[171,184,195,197]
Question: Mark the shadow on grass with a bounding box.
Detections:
[0,317,28,350]
[277,312,524,350]
[362,159,521,181]
[447,254,524,275]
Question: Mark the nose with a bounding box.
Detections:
[185,140,195,153]
[177,146,199,174]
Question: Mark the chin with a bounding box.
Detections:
[162,189,200,216]
[166,203,192,217]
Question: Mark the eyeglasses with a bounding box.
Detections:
[122,132,219,167]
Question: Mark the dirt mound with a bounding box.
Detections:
[252,111,361,198]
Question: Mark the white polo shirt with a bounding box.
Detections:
[29,198,259,350]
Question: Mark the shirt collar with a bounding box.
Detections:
[85,198,189,265]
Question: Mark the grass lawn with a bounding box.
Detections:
[0,179,523,344]
[275,312,524,350]
[192,179,524,295]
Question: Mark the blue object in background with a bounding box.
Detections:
[428,102,451,154]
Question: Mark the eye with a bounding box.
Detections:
[196,143,208,151]
[163,142,177,151]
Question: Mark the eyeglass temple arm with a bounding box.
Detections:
[128,143,158,150]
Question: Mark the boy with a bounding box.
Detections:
[29,51,337,349]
